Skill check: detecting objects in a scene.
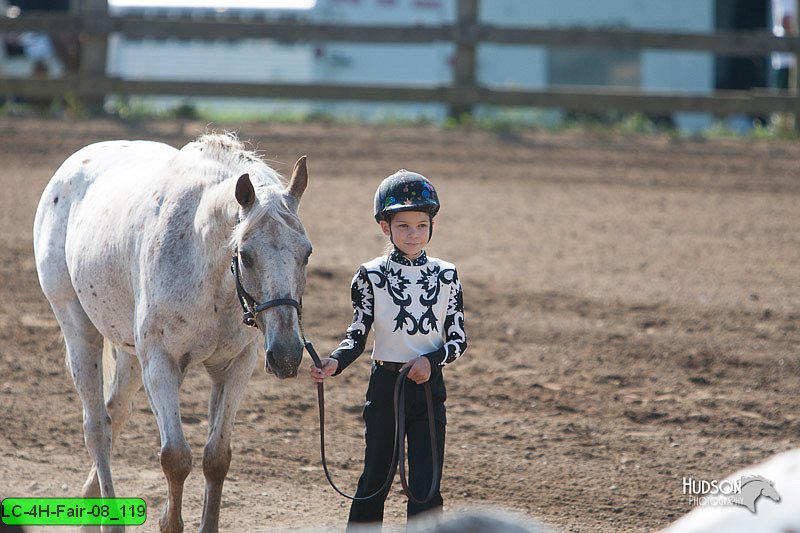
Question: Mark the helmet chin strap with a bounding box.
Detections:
[388,229,403,255]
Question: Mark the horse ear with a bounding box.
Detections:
[287,156,308,202]
[235,173,255,209]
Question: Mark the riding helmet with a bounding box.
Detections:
[373,170,440,223]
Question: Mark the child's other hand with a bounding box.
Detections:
[402,356,431,384]
[310,357,338,383]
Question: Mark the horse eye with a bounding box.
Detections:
[239,251,254,268]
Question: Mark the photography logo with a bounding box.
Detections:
[682,475,781,513]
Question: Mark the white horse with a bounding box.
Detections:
[32,133,312,532]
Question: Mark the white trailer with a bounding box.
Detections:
[92,0,722,129]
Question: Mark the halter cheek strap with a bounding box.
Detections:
[228,250,318,369]
[230,252,301,329]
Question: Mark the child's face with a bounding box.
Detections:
[380,210,432,258]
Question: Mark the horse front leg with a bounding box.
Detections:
[141,351,192,533]
[199,347,259,533]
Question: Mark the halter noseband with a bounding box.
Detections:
[230,251,302,329]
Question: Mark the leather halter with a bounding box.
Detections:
[230,252,301,329]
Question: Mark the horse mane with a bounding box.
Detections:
[189,131,284,188]
[185,132,303,250]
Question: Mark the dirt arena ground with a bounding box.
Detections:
[1,117,798,532]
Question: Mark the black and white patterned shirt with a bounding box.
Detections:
[331,250,467,374]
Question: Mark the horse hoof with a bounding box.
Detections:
[159,507,183,533]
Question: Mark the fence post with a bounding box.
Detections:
[793,0,799,130]
[449,0,478,120]
[76,0,107,111]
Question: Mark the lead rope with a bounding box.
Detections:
[298,314,438,503]
[394,365,440,505]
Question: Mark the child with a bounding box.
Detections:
[310,169,467,527]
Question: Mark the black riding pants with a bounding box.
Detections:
[347,362,447,527]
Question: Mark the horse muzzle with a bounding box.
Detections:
[264,341,303,379]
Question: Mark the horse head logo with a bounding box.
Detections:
[734,475,781,513]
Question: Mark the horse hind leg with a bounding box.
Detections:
[106,345,143,450]
[83,341,142,500]
[53,299,122,533]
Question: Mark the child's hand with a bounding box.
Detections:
[402,356,431,384]
[310,357,338,383]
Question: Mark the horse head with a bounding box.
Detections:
[233,156,312,379]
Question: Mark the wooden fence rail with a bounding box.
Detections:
[3,15,800,54]
[3,78,798,116]
[1,0,799,118]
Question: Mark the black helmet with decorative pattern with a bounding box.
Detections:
[373,169,440,223]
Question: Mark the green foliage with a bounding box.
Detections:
[703,120,742,139]
[749,117,800,140]
[168,100,200,120]
[3,96,800,142]
[619,112,659,135]
[698,116,799,141]
[0,92,86,118]
[0,100,29,117]
[53,92,86,118]
[105,96,162,120]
